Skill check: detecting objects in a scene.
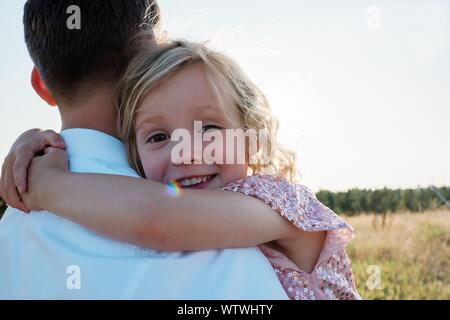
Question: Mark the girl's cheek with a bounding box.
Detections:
[143,158,164,182]
[219,164,247,185]
[137,147,168,183]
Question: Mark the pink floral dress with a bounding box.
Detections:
[221,174,361,300]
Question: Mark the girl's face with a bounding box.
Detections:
[134,63,247,189]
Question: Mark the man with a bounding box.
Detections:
[0,0,288,299]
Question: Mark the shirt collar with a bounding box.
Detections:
[59,128,130,166]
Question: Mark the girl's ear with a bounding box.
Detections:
[31,67,57,106]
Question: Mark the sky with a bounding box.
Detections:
[0,0,449,192]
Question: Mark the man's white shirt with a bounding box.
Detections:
[0,128,288,299]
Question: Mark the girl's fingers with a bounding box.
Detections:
[11,131,65,192]
[4,160,30,213]
[44,146,54,154]
[0,160,7,201]
[29,130,64,155]
[42,130,65,149]
[13,148,34,194]
[1,154,13,202]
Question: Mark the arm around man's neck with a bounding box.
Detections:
[27,165,300,252]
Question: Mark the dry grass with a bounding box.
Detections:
[344,209,450,299]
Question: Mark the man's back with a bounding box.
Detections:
[0,129,288,299]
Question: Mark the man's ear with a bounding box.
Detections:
[31,67,57,106]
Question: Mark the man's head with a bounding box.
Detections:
[24,0,160,106]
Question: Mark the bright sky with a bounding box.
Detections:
[0,0,449,192]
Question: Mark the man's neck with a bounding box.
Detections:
[59,87,120,139]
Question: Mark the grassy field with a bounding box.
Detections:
[344,209,449,299]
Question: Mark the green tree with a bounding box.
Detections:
[360,190,371,213]
[403,189,420,212]
[316,190,335,211]
[387,189,402,213]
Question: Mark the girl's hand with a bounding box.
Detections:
[0,129,65,213]
[22,147,69,212]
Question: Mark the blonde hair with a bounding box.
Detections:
[116,39,299,182]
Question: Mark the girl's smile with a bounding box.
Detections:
[173,174,218,189]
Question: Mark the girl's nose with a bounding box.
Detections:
[170,129,204,165]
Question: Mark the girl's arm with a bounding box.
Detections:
[24,147,325,273]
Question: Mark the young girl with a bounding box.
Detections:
[3,39,360,300]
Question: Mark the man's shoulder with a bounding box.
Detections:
[0,205,142,258]
[60,128,140,177]
[68,156,140,177]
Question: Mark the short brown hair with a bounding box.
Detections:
[24,0,160,101]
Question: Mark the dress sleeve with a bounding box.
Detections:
[221,174,362,300]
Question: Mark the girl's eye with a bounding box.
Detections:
[147,133,170,144]
[202,125,222,133]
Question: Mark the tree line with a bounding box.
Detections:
[316,186,450,216]
[0,186,449,219]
